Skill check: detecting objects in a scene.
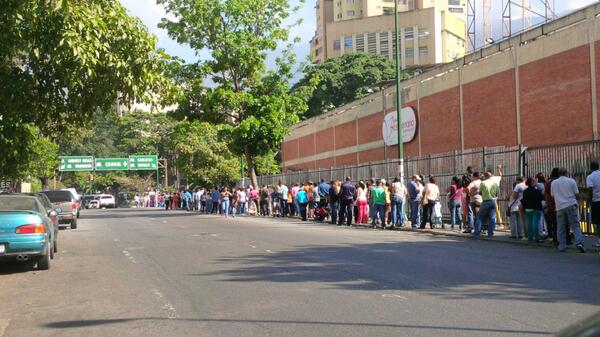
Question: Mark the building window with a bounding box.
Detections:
[449,7,464,13]
[347,10,355,16]
[406,47,414,58]
[448,0,461,5]
[418,28,429,39]
[419,46,428,57]
[337,1,341,6]
[344,37,353,48]
[333,40,341,50]
[336,13,342,19]
[356,34,365,52]
[404,27,414,40]
[367,32,377,54]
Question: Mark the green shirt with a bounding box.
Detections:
[371,187,386,205]
[480,179,499,201]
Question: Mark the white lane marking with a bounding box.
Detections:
[192,234,202,237]
[0,319,10,337]
[162,221,168,224]
[122,250,137,264]
[382,294,405,299]
[265,249,274,253]
[113,238,119,242]
[150,289,178,319]
[177,226,187,229]
[249,245,257,249]
[209,234,217,237]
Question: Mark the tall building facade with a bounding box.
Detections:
[310,0,467,67]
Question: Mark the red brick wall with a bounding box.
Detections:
[298,134,316,158]
[358,147,385,163]
[463,69,518,149]
[335,120,357,149]
[316,128,335,153]
[419,88,461,154]
[336,153,358,166]
[357,113,384,144]
[520,46,593,146]
[316,158,335,169]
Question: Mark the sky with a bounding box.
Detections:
[120,0,598,68]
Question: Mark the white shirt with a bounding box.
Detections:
[239,191,247,202]
[512,182,527,211]
[424,183,440,201]
[551,176,579,211]
[586,170,600,202]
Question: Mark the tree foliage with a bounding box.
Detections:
[294,53,410,119]
[0,0,167,177]
[159,0,315,188]
[169,121,240,187]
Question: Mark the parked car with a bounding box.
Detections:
[0,195,56,270]
[98,194,116,208]
[81,195,96,209]
[40,190,78,229]
[63,188,81,218]
[19,193,60,254]
[88,200,100,209]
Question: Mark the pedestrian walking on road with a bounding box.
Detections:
[551,168,586,253]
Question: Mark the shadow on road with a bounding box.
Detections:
[80,208,201,220]
[43,317,552,335]
[0,261,37,275]
[189,239,600,306]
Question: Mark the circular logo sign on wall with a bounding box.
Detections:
[382,107,417,146]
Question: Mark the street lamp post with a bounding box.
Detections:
[393,0,404,182]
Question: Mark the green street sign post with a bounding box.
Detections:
[129,155,158,171]
[95,158,130,171]
[59,156,94,172]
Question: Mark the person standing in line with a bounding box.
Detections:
[259,185,269,216]
[278,181,288,218]
[271,184,281,217]
[551,168,586,253]
[164,192,171,210]
[291,183,300,217]
[329,180,340,225]
[238,187,247,215]
[509,176,527,239]
[462,167,474,231]
[370,180,386,229]
[521,177,544,242]
[383,179,392,227]
[230,188,239,218]
[407,175,423,228]
[212,188,220,214]
[367,178,376,224]
[356,181,369,224]
[465,172,482,233]
[420,176,440,229]
[391,177,407,228]
[221,187,232,218]
[535,173,548,239]
[474,165,502,237]
[297,185,309,221]
[318,179,330,207]
[586,161,600,248]
[447,176,463,230]
[338,177,356,226]
[172,192,179,210]
[311,182,320,220]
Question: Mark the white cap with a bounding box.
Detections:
[414,175,422,181]
[380,179,386,184]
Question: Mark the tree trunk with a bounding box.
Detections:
[245,145,258,189]
[41,177,49,191]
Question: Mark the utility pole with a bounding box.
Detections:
[394,0,404,182]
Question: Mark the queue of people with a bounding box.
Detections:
[160,161,599,253]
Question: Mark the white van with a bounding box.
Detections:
[98,194,116,208]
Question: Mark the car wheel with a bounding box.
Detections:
[71,218,78,229]
[37,243,51,270]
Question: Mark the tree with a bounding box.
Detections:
[117,110,174,157]
[0,0,167,177]
[159,0,315,189]
[169,121,241,187]
[294,53,410,119]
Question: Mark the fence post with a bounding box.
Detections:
[519,144,526,177]
[482,147,487,171]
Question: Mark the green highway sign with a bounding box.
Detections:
[95,158,129,171]
[59,156,94,172]
[129,155,158,170]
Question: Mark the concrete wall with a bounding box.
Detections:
[283,3,600,172]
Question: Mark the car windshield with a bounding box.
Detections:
[0,196,42,212]
[101,196,112,199]
[41,190,73,203]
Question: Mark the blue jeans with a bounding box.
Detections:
[450,200,462,226]
[410,199,421,228]
[466,202,474,231]
[330,200,339,224]
[206,199,213,213]
[475,200,496,236]
[293,197,300,216]
[510,211,524,237]
[557,204,584,250]
[392,196,404,226]
[372,204,385,226]
[221,200,230,217]
[280,199,287,217]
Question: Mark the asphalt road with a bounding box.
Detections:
[1,208,599,337]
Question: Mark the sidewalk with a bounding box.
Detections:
[244,212,600,254]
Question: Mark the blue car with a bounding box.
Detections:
[0,195,56,270]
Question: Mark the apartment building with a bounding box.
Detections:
[310,0,467,67]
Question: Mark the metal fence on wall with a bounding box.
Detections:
[244,140,600,234]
